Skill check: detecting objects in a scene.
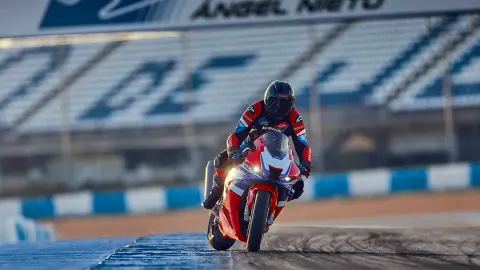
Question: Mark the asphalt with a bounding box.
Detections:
[1,226,480,269]
[233,226,480,270]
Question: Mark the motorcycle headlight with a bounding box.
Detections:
[280,176,295,182]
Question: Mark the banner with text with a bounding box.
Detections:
[1,0,480,37]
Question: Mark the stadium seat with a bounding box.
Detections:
[289,16,457,107]
[0,45,100,126]
[391,24,480,111]
[20,24,336,132]
[3,14,478,133]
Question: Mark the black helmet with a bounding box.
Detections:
[264,80,295,117]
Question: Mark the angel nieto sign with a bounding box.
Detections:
[39,0,387,29]
[0,0,477,37]
[190,0,385,21]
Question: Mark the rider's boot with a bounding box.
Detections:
[202,169,224,210]
[287,179,305,202]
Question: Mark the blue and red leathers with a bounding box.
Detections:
[202,100,312,209]
[227,100,312,164]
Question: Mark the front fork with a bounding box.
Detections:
[244,184,278,229]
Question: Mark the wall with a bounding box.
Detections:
[47,190,480,239]
[0,162,479,219]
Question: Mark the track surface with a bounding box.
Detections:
[0,237,135,270]
[1,227,480,269]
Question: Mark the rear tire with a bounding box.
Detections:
[207,214,236,250]
[246,190,270,252]
[204,160,215,199]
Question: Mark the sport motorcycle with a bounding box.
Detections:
[204,131,302,252]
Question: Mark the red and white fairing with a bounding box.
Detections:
[243,135,300,180]
[218,132,301,242]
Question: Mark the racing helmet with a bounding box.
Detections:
[264,80,295,117]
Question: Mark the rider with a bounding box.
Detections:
[202,80,312,210]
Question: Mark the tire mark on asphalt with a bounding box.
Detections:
[232,227,480,270]
[78,227,480,269]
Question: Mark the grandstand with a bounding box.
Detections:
[392,20,480,110]
[12,23,336,132]
[0,14,480,196]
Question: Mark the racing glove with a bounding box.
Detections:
[298,161,311,178]
[227,148,242,164]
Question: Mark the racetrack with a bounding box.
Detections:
[2,226,480,269]
[234,226,480,270]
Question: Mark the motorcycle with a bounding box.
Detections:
[204,131,302,252]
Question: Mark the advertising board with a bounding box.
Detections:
[1,0,480,37]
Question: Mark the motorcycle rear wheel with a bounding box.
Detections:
[207,213,236,250]
[246,190,270,252]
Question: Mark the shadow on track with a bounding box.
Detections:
[232,226,480,270]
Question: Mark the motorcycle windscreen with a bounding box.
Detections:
[262,132,289,160]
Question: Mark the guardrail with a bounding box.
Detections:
[1,162,479,219]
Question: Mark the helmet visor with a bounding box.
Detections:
[267,96,294,116]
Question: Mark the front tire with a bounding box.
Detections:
[246,190,270,252]
[207,214,236,250]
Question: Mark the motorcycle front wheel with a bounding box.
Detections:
[246,190,270,252]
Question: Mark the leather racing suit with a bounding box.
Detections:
[202,100,312,209]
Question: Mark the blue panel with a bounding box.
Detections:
[21,197,55,219]
[166,186,202,210]
[314,173,349,199]
[390,168,428,193]
[40,0,179,28]
[204,55,254,68]
[93,191,126,215]
[469,162,480,188]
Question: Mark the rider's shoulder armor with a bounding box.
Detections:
[249,102,292,139]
